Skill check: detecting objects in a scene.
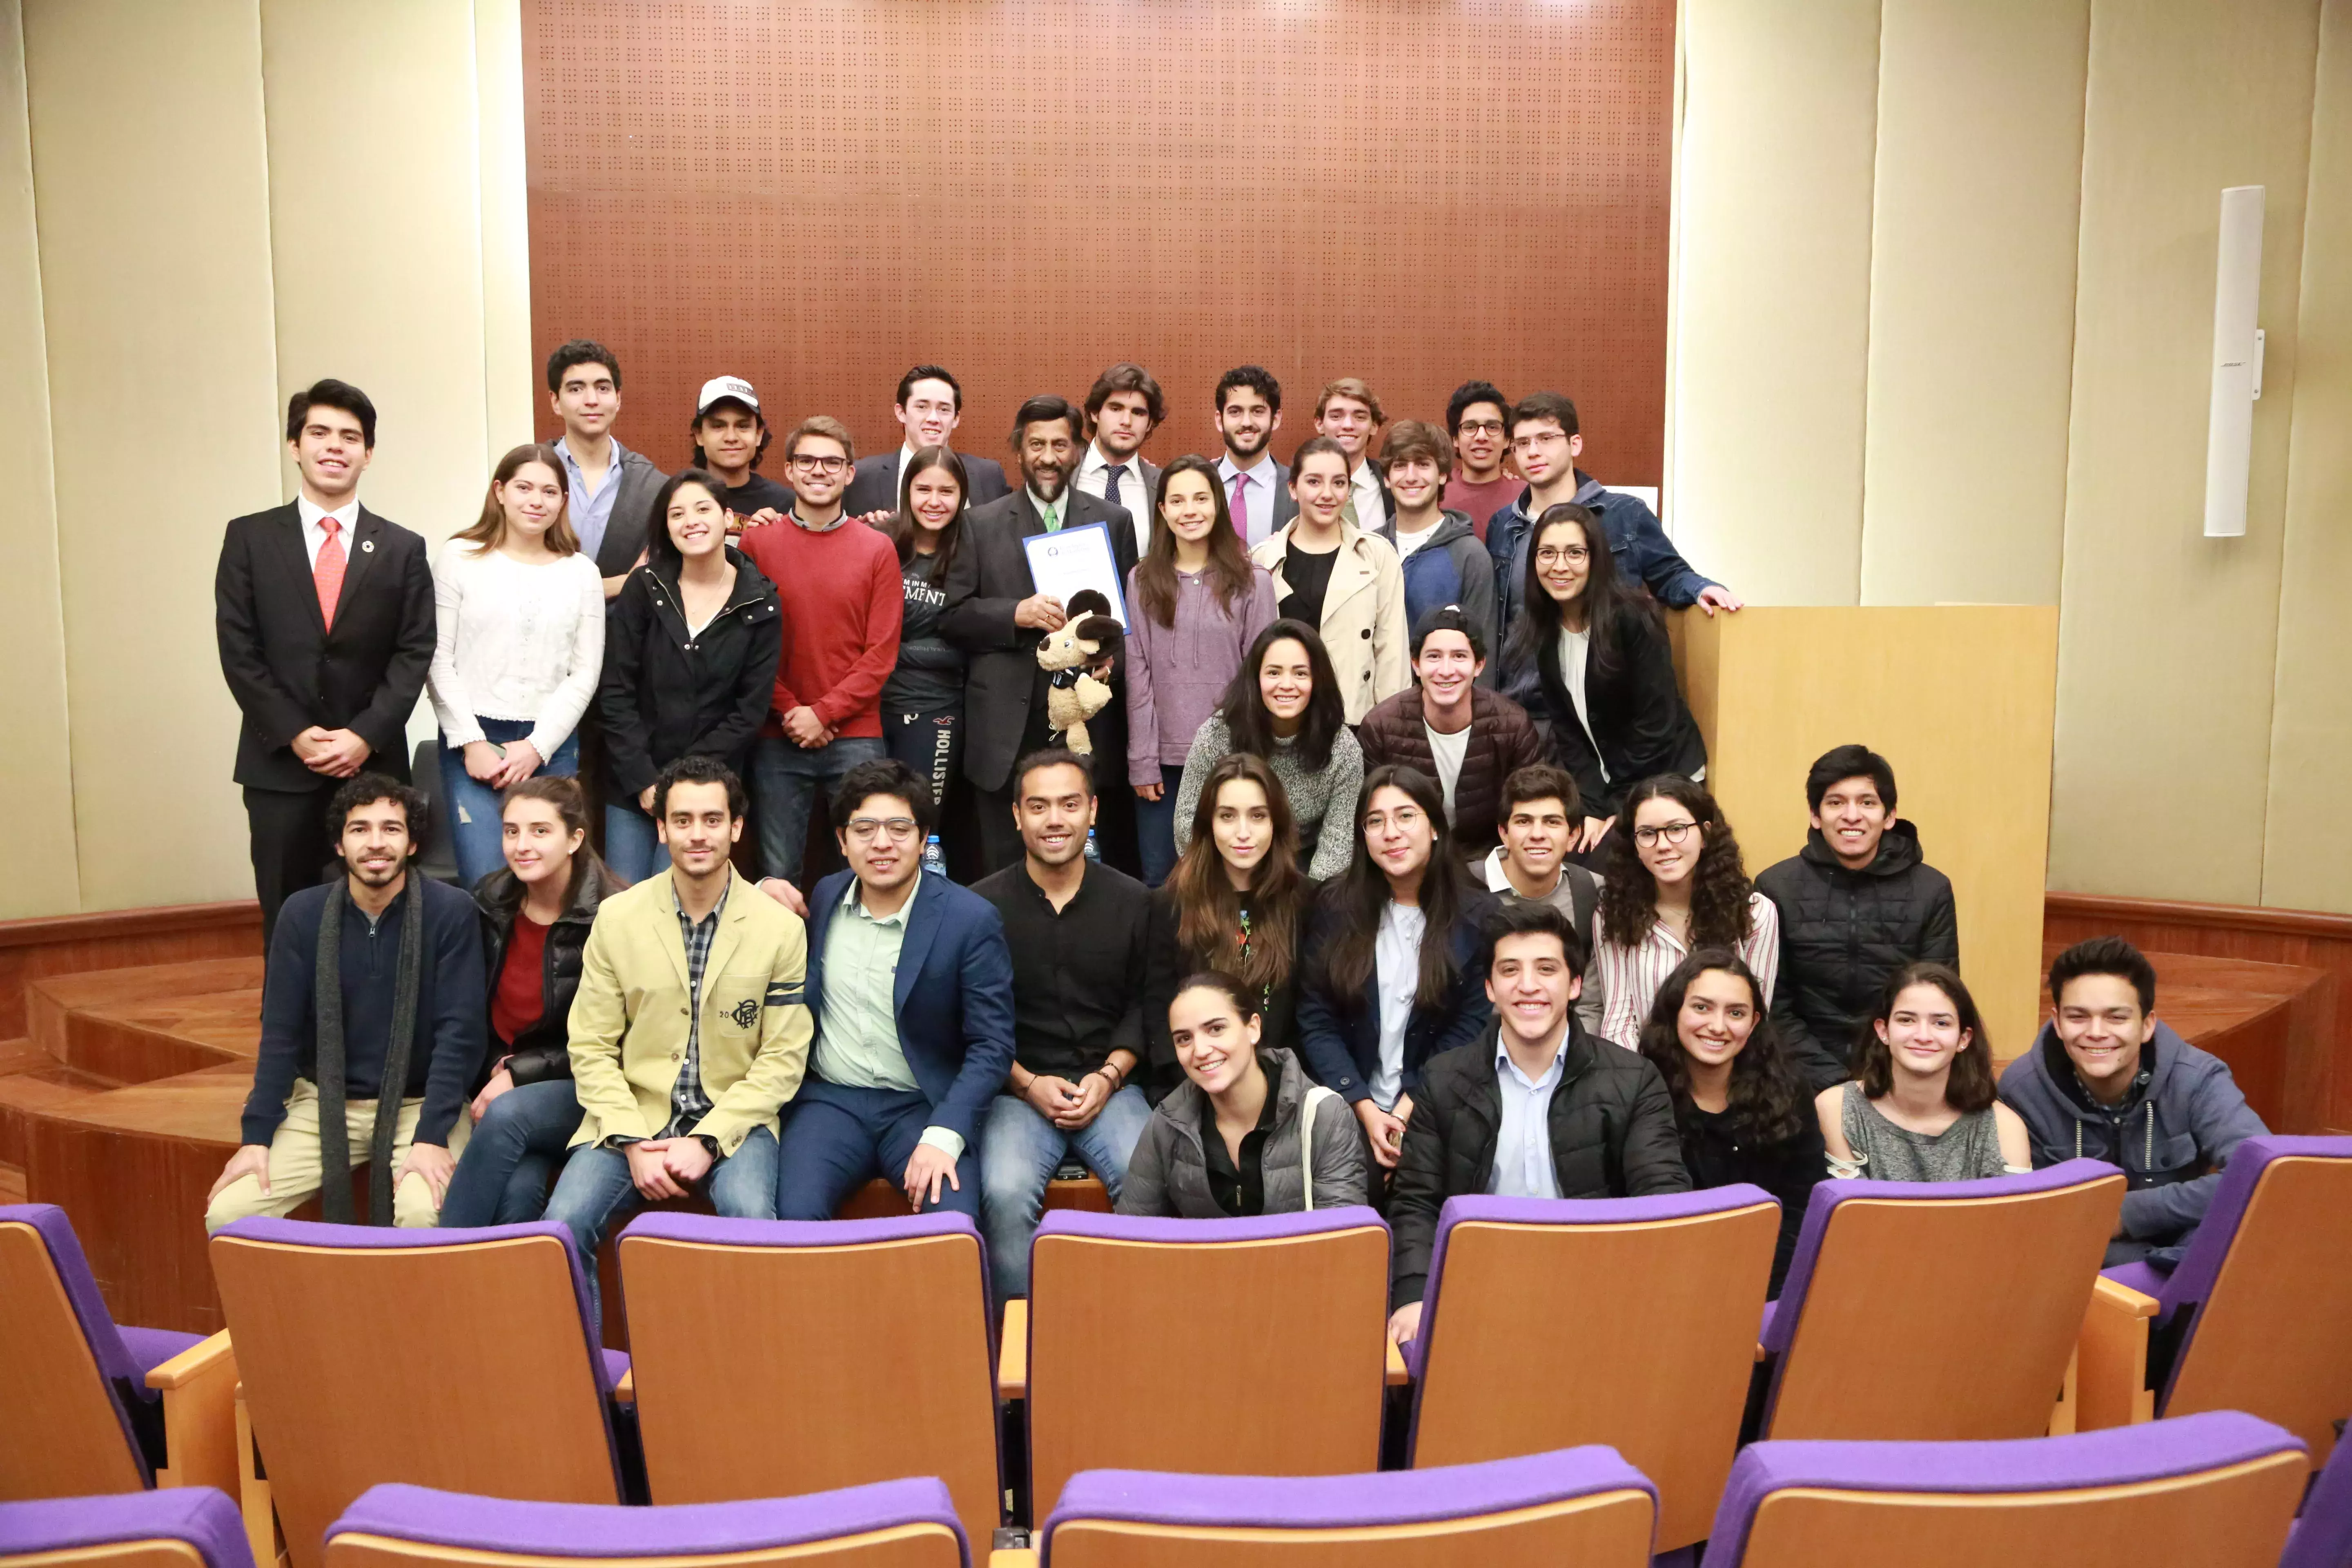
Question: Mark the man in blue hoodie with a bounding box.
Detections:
[1999,937,2267,1271]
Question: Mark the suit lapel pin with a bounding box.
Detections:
[361,539,375,552]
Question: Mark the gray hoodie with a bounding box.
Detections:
[1998,1020,2268,1270]
[1118,1047,1370,1217]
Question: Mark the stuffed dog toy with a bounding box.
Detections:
[1036,589,1123,757]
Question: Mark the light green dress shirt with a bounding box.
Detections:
[812,874,967,1160]
[1030,487,1065,532]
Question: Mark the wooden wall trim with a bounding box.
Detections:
[2045,892,2352,943]
[0,901,261,952]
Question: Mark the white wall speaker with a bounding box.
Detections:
[2203,185,2265,539]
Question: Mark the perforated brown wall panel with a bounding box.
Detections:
[523,0,1672,485]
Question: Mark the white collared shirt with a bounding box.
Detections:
[1490,1033,1571,1198]
[1350,460,1388,532]
[295,494,361,569]
[1218,454,1283,548]
[1371,900,1428,1110]
[1077,443,1152,558]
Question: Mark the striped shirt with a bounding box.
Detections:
[1593,891,1780,1050]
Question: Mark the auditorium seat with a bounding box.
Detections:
[2278,1419,2352,1568]
[1757,1159,2123,1441]
[1402,1188,1778,1550]
[2076,1134,2352,1468]
[0,1485,253,1568]
[615,1212,1000,1545]
[1698,1410,2307,1568]
[323,1479,966,1568]
[0,1204,239,1501]
[209,1219,626,1568]
[1035,1446,1658,1566]
[1021,1208,1391,1521]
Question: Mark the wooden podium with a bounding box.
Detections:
[1671,606,2061,1060]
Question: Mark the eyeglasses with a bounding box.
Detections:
[846,816,919,843]
[1457,419,1505,436]
[789,454,849,475]
[1365,806,1427,833]
[1633,820,1700,848]
[1535,543,1591,565]
[1510,430,1570,453]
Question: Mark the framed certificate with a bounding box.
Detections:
[1022,521,1129,627]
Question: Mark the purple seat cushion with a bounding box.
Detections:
[1701,1410,2302,1567]
[1031,1205,1387,1249]
[620,1210,980,1250]
[0,1485,252,1568]
[328,1479,966,1565]
[1764,1159,2119,1356]
[599,1350,630,1387]
[1045,1445,1655,1544]
[118,1326,206,1378]
[2099,1260,2168,1301]
[2279,1428,2352,1568]
[1410,1187,1776,1380]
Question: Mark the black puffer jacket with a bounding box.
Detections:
[1753,822,1958,1091]
[472,858,623,1087]
[599,548,784,800]
[1389,1019,1690,1306]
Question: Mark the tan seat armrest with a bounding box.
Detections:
[989,1552,1039,1568]
[2076,1275,2160,1430]
[1385,1335,1410,1387]
[999,1300,1029,1400]
[613,1368,634,1405]
[147,1332,240,1494]
[147,1330,236,1391]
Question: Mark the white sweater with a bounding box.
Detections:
[427,543,605,757]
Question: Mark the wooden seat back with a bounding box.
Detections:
[1026,1209,1390,1520]
[1766,1163,2122,1440]
[0,1214,148,1499]
[617,1213,999,1546]
[209,1223,619,1568]
[1407,1190,1777,1550]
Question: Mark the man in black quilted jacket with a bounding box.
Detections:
[1755,745,1959,1091]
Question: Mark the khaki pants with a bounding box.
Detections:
[205,1078,470,1232]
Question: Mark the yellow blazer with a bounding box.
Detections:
[1251,521,1411,724]
[566,866,812,1156]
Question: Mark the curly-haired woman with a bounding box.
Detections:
[1592,775,1777,1047]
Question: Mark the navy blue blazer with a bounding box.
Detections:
[1294,889,1499,1107]
[802,868,1017,1149]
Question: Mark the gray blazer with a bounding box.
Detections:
[1117,1047,1370,1216]
[594,446,669,579]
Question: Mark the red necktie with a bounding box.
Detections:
[315,517,346,631]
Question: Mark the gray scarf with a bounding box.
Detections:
[314,878,425,1225]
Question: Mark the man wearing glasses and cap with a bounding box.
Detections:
[773,757,1016,1222]
[738,416,904,885]
[689,374,795,524]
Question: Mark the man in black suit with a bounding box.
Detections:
[844,364,1011,522]
[941,395,1138,874]
[215,380,435,946]
[1214,365,1296,550]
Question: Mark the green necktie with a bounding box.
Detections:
[1042,499,1062,532]
[1342,492,1359,529]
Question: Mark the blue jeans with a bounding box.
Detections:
[774,1080,981,1223]
[1134,764,1187,887]
[439,1078,582,1228]
[439,718,581,889]
[979,1085,1152,1299]
[542,1125,778,1324]
[602,800,671,884]
[752,735,887,883]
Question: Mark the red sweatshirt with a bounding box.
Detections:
[737,515,903,739]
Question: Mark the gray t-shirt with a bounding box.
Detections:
[1836,1081,2008,1183]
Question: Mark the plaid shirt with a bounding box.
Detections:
[659,880,729,1138]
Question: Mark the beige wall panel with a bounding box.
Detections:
[0,0,79,917]
[1670,0,1879,606]
[1676,606,2059,1061]
[23,0,281,912]
[2048,0,2321,904]
[1858,0,2087,607]
[476,0,536,456]
[261,0,492,560]
[2262,0,2352,915]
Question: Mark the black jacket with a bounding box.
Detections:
[598,548,783,799]
[1390,1020,1690,1305]
[472,858,623,1087]
[590,445,669,579]
[1675,1104,1826,1296]
[939,487,1138,792]
[1754,823,1958,1091]
[1528,605,1706,820]
[1294,888,1501,1108]
[214,502,436,791]
[845,450,1011,517]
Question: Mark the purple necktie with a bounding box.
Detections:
[1230,472,1251,540]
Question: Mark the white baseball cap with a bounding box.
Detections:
[696,375,759,416]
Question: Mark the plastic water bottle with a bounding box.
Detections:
[922,834,948,879]
[1083,828,1102,862]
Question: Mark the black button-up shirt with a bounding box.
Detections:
[972,858,1150,1079]
[1202,1053,1286,1217]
